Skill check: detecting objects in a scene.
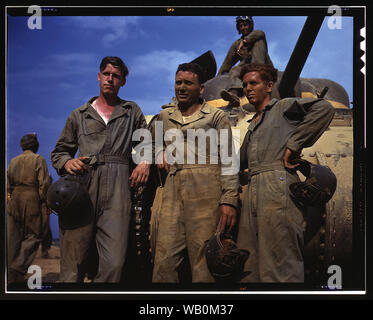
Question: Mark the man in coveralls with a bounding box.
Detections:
[51,56,150,282]
[152,62,239,282]
[218,16,273,107]
[7,133,51,283]
[237,63,335,282]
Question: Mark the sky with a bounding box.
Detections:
[5,8,354,239]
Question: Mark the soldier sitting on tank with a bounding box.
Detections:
[218,16,273,109]
[236,63,335,282]
[6,133,51,283]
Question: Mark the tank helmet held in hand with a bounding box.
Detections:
[235,16,254,33]
[289,159,337,207]
[47,175,94,230]
[205,232,250,282]
[20,132,39,152]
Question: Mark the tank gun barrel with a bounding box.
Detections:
[278,15,325,98]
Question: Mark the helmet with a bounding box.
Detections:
[235,16,254,33]
[205,232,250,282]
[289,160,337,244]
[20,133,39,152]
[47,175,94,230]
[289,159,337,207]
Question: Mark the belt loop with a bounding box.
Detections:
[95,154,105,165]
[92,154,100,164]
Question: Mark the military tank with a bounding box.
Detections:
[199,16,353,288]
[137,15,354,289]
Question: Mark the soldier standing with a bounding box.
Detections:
[218,16,273,108]
[51,56,150,282]
[237,63,335,282]
[152,62,239,283]
[7,133,51,283]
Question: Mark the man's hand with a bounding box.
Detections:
[283,148,300,170]
[129,161,150,188]
[218,204,237,233]
[42,203,52,215]
[6,192,11,204]
[64,157,89,175]
[237,40,245,57]
[156,151,169,173]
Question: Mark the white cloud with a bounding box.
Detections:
[7,52,99,97]
[48,52,96,65]
[131,49,197,82]
[67,16,141,46]
[47,52,97,74]
[67,16,138,30]
[132,96,173,116]
[267,41,289,71]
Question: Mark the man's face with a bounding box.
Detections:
[175,70,204,107]
[238,21,252,36]
[98,63,126,96]
[242,71,273,107]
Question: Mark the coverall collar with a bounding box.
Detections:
[80,96,133,125]
[247,98,278,123]
[168,98,211,125]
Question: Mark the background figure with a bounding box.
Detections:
[40,175,53,258]
[218,16,273,107]
[51,56,150,283]
[7,133,51,283]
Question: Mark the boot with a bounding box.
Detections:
[8,268,25,284]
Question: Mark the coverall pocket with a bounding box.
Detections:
[27,198,43,216]
[82,118,106,136]
[285,172,305,229]
[266,170,286,198]
[260,170,287,223]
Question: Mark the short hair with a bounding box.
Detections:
[239,63,278,83]
[100,56,129,79]
[20,133,39,152]
[176,62,206,84]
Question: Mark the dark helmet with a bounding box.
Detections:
[235,16,254,33]
[289,159,337,207]
[20,133,39,152]
[205,232,250,282]
[289,160,337,244]
[47,175,94,230]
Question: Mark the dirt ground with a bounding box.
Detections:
[29,243,61,283]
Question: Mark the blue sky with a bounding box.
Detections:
[6,12,353,239]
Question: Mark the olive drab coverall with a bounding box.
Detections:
[51,96,148,282]
[41,175,53,255]
[218,30,273,91]
[237,97,335,282]
[152,100,239,283]
[7,150,51,282]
